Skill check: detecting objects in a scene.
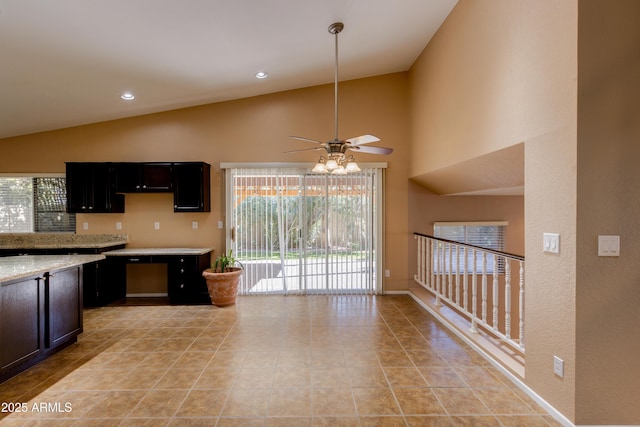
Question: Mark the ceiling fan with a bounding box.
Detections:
[286,22,393,173]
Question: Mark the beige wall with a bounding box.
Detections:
[0,73,411,291]
[408,0,580,422]
[575,0,640,423]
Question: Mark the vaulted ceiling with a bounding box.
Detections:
[0,0,457,139]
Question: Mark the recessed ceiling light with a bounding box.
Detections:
[255,72,268,79]
[121,92,135,100]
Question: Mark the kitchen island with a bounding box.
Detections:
[0,255,104,382]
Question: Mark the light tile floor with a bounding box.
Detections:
[0,295,561,426]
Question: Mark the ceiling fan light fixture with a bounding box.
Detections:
[332,165,347,175]
[312,158,328,173]
[325,158,339,170]
[345,157,360,173]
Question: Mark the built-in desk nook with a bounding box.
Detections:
[103,247,214,305]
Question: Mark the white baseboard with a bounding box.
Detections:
[384,289,575,427]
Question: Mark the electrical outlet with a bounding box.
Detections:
[218,220,224,229]
[116,222,122,230]
[385,269,390,278]
[553,356,564,377]
[154,222,160,230]
[192,221,198,230]
[82,222,89,230]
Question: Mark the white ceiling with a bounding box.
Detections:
[0,0,457,139]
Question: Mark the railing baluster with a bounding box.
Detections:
[481,252,488,323]
[463,247,468,312]
[505,259,512,339]
[447,243,453,301]
[436,241,442,306]
[455,244,461,307]
[471,249,478,333]
[492,254,499,331]
[519,260,525,350]
[412,234,524,352]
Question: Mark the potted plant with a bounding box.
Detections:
[202,250,243,307]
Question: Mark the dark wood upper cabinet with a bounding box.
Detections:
[65,163,124,213]
[114,162,172,193]
[173,162,211,212]
[66,161,209,213]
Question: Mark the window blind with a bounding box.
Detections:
[433,221,507,274]
[0,176,75,233]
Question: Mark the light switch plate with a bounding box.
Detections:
[154,222,160,230]
[598,235,620,257]
[192,221,198,230]
[543,233,560,254]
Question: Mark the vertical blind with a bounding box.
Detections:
[225,166,383,295]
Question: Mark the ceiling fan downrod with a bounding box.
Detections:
[329,22,344,144]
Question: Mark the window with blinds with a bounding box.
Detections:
[0,176,75,233]
[433,221,507,273]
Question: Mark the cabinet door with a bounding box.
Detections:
[142,163,173,192]
[90,163,123,213]
[167,255,210,304]
[47,267,82,349]
[114,162,141,192]
[65,163,89,212]
[173,162,211,212]
[0,276,43,371]
[115,163,172,192]
[66,163,123,213]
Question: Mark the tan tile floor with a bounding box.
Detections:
[0,295,562,426]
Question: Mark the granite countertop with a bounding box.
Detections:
[0,254,106,283]
[0,234,129,249]
[103,247,214,256]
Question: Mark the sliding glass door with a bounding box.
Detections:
[225,167,383,295]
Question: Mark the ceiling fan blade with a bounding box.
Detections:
[349,145,394,155]
[289,136,325,145]
[284,147,324,154]
[345,134,380,146]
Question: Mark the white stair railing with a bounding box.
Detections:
[414,233,525,352]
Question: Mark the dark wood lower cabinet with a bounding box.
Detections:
[0,266,83,382]
[47,268,82,349]
[0,275,44,374]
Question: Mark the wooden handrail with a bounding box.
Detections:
[413,232,524,261]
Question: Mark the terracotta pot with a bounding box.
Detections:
[202,267,242,307]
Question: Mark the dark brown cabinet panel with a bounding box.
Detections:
[165,254,211,304]
[46,267,82,349]
[0,275,43,372]
[173,162,211,212]
[66,163,124,213]
[0,265,84,382]
[114,162,172,193]
[65,161,210,213]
